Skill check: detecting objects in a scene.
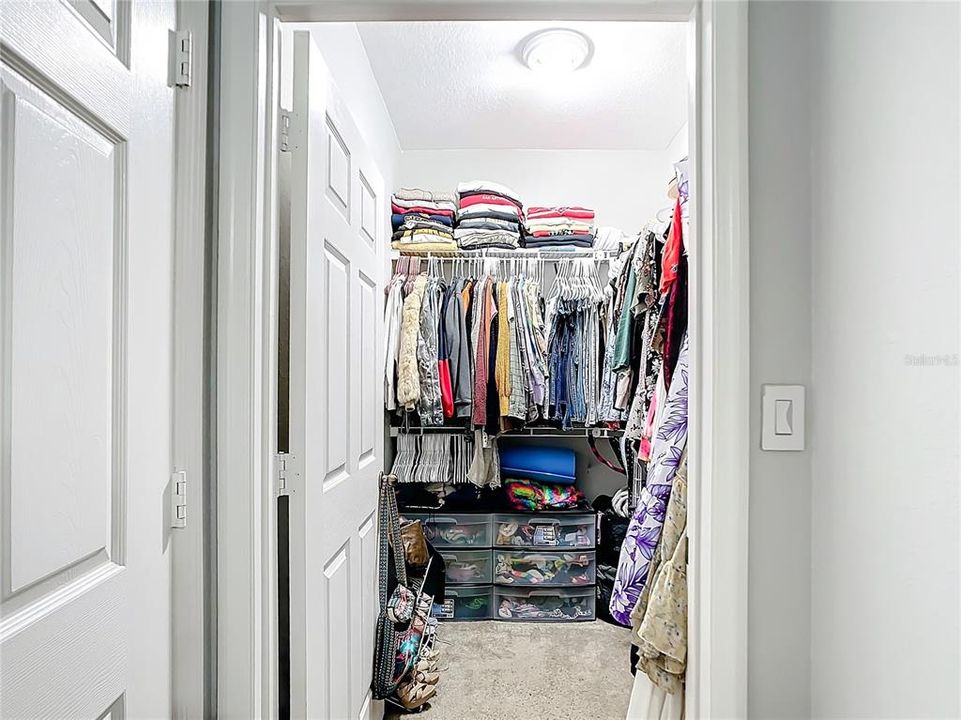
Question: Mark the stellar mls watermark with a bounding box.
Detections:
[903,353,960,367]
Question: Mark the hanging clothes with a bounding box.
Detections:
[384,275,405,411]
[631,449,688,695]
[416,277,444,426]
[396,275,427,410]
[610,333,689,626]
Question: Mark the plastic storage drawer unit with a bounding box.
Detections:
[440,549,493,585]
[493,550,596,587]
[493,513,596,550]
[494,586,595,622]
[404,513,492,548]
[431,585,492,621]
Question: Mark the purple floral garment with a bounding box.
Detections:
[610,334,689,626]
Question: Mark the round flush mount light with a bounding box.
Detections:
[521,28,593,73]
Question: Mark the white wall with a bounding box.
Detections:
[665,121,688,171]
[399,148,678,235]
[747,4,813,718]
[809,3,960,717]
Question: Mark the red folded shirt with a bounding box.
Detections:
[527,206,595,220]
[391,202,454,217]
[459,193,522,211]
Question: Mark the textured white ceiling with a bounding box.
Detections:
[357,21,688,151]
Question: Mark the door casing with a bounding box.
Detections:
[215,2,751,719]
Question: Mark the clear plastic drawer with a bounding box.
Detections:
[431,585,492,621]
[493,550,596,587]
[493,513,596,549]
[494,586,595,622]
[404,513,492,548]
[439,548,493,585]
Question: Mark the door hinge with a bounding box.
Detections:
[174,30,192,87]
[170,470,187,529]
[275,453,290,496]
[279,110,291,153]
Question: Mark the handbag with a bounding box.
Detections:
[399,519,429,568]
[372,473,424,699]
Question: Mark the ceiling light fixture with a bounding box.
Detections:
[521,28,593,74]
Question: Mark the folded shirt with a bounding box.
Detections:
[454,226,520,240]
[456,230,521,249]
[393,227,454,243]
[391,239,458,253]
[526,225,594,237]
[526,220,595,233]
[526,215,595,227]
[456,217,521,233]
[457,204,523,222]
[527,218,594,228]
[456,180,522,207]
[459,192,523,213]
[393,187,457,204]
[391,197,457,215]
[521,234,595,248]
[527,206,595,221]
[392,212,453,228]
[393,219,454,236]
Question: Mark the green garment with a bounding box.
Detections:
[612,266,637,371]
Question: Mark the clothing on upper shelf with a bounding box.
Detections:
[455,180,525,250]
[523,205,597,249]
[391,188,458,252]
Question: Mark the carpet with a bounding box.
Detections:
[387,620,635,719]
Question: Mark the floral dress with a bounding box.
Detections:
[610,333,689,626]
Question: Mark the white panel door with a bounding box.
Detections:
[287,31,386,720]
[1,1,176,718]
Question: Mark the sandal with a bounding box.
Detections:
[413,669,440,685]
[396,680,437,710]
[415,657,437,673]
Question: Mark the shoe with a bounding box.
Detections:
[396,680,437,710]
[415,657,437,674]
[413,669,440,685]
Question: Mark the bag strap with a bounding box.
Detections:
[377,472,407,610]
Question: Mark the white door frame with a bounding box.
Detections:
[215,2,750,718]
[171,2,214,718]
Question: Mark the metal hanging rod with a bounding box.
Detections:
[390,248,620,262]
[389,425,625,439]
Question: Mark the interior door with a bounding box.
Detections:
[286,30,386,720]
[1,1,176,717]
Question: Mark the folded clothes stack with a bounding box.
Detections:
[454,180,524,250]
[523,206,596,249]
[391,188,458,252]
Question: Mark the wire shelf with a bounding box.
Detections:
[389,425,625,439]
[390,248,621,262]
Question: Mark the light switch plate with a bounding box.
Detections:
[762,384,805,451]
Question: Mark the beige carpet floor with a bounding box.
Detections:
[387,620,635,720]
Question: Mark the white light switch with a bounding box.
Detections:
[762,385,805,451]
[774,399,793,435]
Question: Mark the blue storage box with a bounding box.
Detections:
[498,445,576,485]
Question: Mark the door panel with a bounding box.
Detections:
[1,0,175,717]
[4,66,119,599]
[287,30,385,720]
